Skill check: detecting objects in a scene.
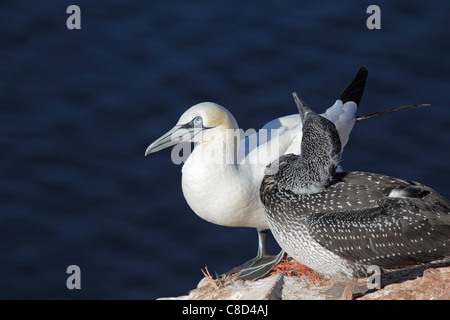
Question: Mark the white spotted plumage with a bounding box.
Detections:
[260,94,450,279]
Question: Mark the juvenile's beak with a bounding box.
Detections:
[292,92,311,124]
[145,125,185,155]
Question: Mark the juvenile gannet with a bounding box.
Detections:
[260,93,449,294]
[146,67,427,280]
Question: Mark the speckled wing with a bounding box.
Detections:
[307,173,450,271]
[335,171,450,209]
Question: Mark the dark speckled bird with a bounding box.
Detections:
[260,93,450,280]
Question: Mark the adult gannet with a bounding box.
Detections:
[146,67,426,280]
[260,93,449,296]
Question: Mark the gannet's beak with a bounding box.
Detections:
[145,125,182,155]
[145,125,187,155]
[145,123,205,155]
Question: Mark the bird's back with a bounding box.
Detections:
[307,171,450,271]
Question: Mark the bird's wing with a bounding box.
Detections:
[237,121,302,176]
[307,193,450,270]
[261,114,300,132]
[237,114,299,164]
[338,171,450,208]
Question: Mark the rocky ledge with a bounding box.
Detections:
[158,262,450,300]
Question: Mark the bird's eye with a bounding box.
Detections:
[193,116,203,126]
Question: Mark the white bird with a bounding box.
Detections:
[145,67,427,280]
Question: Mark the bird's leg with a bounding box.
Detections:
[223,229,286,281]
[256,227,268,257]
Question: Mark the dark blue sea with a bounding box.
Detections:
[1,0,449,299]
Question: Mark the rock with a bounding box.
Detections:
[158,271,366,300]
[158,273,284,300]
[158,263,450,300]
[358,265,450,300]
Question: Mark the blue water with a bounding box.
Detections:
[1,0,449,299]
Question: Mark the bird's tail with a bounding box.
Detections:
[339,66,368,105]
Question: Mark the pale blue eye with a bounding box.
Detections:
[193,116,203,126]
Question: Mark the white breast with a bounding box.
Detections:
[181,143,270,229]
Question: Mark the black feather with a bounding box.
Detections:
[339,66,368,105]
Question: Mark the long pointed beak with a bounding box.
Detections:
[145,125,187,155]
[292,92,311,124]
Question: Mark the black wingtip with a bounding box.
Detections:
[339,66,368,105]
